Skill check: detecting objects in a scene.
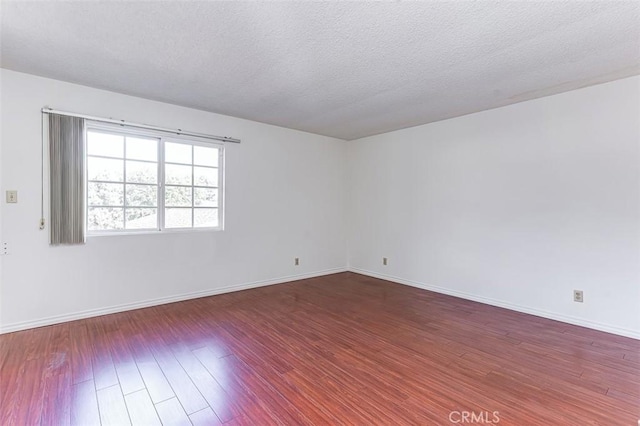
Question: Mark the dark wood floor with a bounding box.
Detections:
[0,272,638,425]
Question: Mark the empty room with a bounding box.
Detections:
[0,1,639,425]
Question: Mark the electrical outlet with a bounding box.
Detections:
[6,190,17,203]
[294,257,299,266]
[573,290,584,303]
[383,257,388,266]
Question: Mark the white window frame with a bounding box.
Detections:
[85,121,225,235]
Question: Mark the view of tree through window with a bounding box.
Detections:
[86,127,222,233]
[164,141,220,228]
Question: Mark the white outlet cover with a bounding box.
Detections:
[574,290,584,302]
[6,190,17,203]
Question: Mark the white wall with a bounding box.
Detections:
[2,69,638,339]
[0,69,347,332]
[348,76,640,338]
[0,71,3,300]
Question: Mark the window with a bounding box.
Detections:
[86,124,223,234]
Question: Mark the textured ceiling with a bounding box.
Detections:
[1,1,639,140]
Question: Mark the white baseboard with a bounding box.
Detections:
[5,266,637,340]
[349,267,640,340]
[0,267,347,334]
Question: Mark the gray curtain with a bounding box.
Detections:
[49,113,85,245]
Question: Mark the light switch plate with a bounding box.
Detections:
[6,190,17,203]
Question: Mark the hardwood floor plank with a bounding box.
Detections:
[189,407,222,426]
[11,357,46,425]
[223,354,313,425]
[0,339,27,425]
[109,331,146,395]
[96,384,131,426]
[155,397,191,426]
[191,346,233,389]
[173,344,238,422]
[89,323,120,391]
[124,389,162,426]
[134,358,175,404]
[70,380,100,426]
[40,370,71,426]
[193,347,278,423]
[1,272,638,425]
[152,348,209,414]
[69,322,94,384]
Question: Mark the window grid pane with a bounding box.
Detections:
[88,207,124,230]
[125,208,158,230]
[88,182,124,206]
[165,164,192,185]
[165,142,192,164]
[126,137,157,161]
[126,160,158,184]
[194,146,219,167]
[88,156,124,182]
[164,186,192,207]
[87,131,124,158]
[194,208,218,228]
[165,207,193,228]
[87,127,221,233]
[126,184,158,207]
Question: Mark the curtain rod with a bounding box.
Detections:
[41,107,241,144]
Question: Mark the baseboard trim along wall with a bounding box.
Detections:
[349,267,640,340]
[0,267,347,334]
[4,266,637,339]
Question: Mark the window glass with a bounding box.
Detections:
[165,142,192,164]
[86,127,223,233]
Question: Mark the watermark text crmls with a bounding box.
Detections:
[449,411,500,424]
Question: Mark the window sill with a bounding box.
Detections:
[87,227,223,238]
